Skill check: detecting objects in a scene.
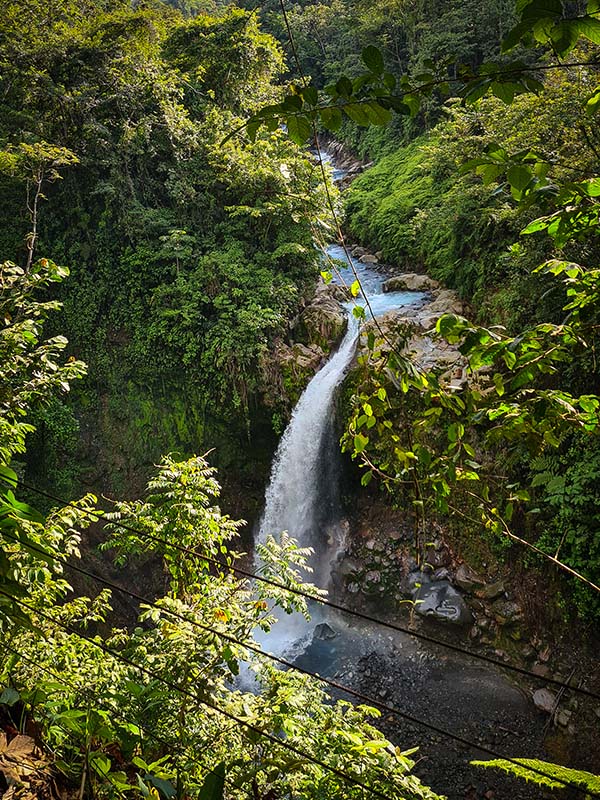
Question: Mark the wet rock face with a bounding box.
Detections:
[313,622,338,641]
[296,281,348,352]
[414,580,474,626]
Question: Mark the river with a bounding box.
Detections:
[252,144,548,800]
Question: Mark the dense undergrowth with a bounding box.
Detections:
[340,75,600,620]
[0,0,330,501]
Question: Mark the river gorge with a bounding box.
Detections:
[250,143,597,800]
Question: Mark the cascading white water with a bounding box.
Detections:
[258,311,359,551]
[254,146,427,661]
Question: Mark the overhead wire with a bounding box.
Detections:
[1,542,599,796]
[2,642,251,800]
[1,10,598,798]
[0,589,405,800]
[5,523,598,785]
[6,474,599,703]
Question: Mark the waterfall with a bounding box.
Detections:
[258,311,359,556]
[254,144,427,661]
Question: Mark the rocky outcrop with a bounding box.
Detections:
[414,579,474,626]
[294,280,348,352]
[383,273,439,292]
[320,139,370,184]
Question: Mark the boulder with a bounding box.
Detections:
[313,622,338,641]
[383,273,440,292]
[297,284,347,350]
[477,580,505,600]
[425,288,465,315]
[399,569,430,596]
[359,254,379,264]
[556,709,572,727]
[492,599,523,626]
[532,688,556,714]
[455,563,486,593]
[290,343,324,371]
[413,581,474,625]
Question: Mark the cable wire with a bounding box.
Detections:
[0,588,407,800]
[2,643,250,800]
[7,475,599,703]
[6,522,596,789]
[1,566,598,796]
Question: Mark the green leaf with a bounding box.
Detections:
[586,86,600,114]
[464,79,492,104]
[344,103,371,126]
[350,279,361,297]
[363,102,393,126]
[137,775,150,798]
[354,433,369,453]
[146,774,177,799]
[0,687,20,706]
[507,164,533,197]
[576,15,600,43]
[245,118,261,143]
[361,45,384,74]
[502,19,535,50]
[521,0,563,20]
[361,470,373,486]
[550,20,581,54]
[199,763,225,800]
[335,76,353,97]
[286,115,312,145]
[0,466,17,488]
[301,85,318,106]
[320,106,343,132]
[491,81,517,104]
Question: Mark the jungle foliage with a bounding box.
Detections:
[0,260,443,800]
[0,0,329,495]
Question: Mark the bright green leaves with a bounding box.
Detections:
[354,433,369,453]
[462,142,549,201]
[459,59,545,106]
[502,0,600,56]
[473,757,600,794]
[519,179,600,246]
[242,45,422,142]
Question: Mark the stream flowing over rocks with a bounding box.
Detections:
[253,142,599,798]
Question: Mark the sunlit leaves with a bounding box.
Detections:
[502,0,600,55]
